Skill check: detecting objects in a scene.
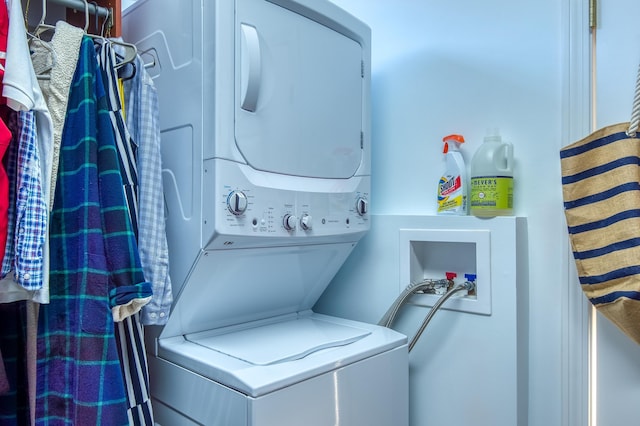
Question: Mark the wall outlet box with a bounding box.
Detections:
[399,228,492,315]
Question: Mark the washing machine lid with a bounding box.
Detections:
[157,312,407,397]
[235,0,364,179]
[190,316,370,366]
[161,242,358,339]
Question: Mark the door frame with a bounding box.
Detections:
[563,0,592,425]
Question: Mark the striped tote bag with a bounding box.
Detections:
[561,109,640,343]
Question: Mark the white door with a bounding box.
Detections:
[234,0,364,179]
[590,0,640,423]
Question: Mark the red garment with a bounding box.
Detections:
[0,2,11,266]
[0,111,10,267]
[0,0,9,379]
[0,0,7,104]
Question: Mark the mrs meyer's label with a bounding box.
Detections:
[470,176,513,211]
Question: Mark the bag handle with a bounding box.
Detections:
[628,62,640,136]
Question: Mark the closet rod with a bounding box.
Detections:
[48,0,110,19]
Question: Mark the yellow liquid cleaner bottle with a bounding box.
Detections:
[437,134,468,215]
[470,129,514,217]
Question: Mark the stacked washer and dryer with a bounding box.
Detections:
[123,0,409,424]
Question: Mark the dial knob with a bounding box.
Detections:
[283,214,297,231]
[227,191,248,215]
[300,214,312,230]
[356,197,369,216]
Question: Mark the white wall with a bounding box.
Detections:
[317,1,572,425]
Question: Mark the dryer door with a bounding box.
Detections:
[235,0,363,179]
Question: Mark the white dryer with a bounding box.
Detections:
[123,1,408,425]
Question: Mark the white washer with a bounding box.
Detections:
[123,1,408,425]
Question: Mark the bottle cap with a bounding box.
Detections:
[442,134,465,153]
[443,134,465,143]
[484,128,502,143]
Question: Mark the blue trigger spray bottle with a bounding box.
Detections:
[437,134,468,215]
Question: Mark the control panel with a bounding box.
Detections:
[203,159,370,248]
[221,187,369,235]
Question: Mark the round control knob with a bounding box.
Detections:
[227,190,248,215]
[283,214,298,231]
[356,197,369,216]
[300,214,312,230]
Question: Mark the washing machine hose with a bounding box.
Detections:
[379,279,476,353]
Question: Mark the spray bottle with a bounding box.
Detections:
[470,128,514,217]
[437,134,468,215]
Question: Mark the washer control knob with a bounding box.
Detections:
[283,214,298,231]
[227,191,248,215]
[356,197,369,216]
[300,214,312,230]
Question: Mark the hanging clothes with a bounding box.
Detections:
[1,107,47,293]
[1,0,53,423]
[3,104,48,426]
[0,109,30,425]
[0,1,169,423]
[122,53,173,326]
[0,0,53,304]
[36,36,151,425]
[96,39,154,426]
[31,20,84,210]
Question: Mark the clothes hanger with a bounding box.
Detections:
[140,49,156,69]
[28,0,56,80]
[116,56,136,81]
[111,39,137,71]
[99,4,113,38]
[32,0,56,39]
[80,0,136,72]
[82,0,90,32]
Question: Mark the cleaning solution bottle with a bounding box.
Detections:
[437,134,468,215]
[470,129,514,217]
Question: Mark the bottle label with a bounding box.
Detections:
[470,176,513,210]
[439,175,461,197]
[438,175,466,213]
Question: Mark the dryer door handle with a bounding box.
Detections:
[240,24,262,112]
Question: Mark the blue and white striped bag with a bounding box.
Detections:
[561,119,640,344]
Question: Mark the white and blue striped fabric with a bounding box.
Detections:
[97,40,154,426]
